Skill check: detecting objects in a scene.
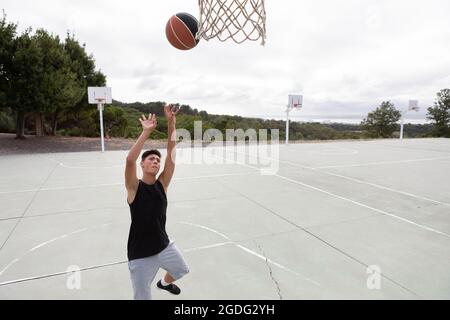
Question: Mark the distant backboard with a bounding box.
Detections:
[88,87,112,104]
[408,100,419,111]
[288,94,303,109]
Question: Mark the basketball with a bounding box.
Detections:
[165,13,199,50]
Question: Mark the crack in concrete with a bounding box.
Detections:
[255,241,283,300]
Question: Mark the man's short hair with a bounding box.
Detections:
[141,149,161,162]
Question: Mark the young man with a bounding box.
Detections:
[125,104,189,300]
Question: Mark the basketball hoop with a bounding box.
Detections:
[288,94,303,111]
[197,0,267,45]
[95,98,106,110]
[408,100,419,112]
[87,87,113,152]
[400,100,419,140]
[286,94,303,145]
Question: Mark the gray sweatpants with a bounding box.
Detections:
[128,241,189,300]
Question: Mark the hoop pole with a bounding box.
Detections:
[400,116,404,140]
[400,100,419,140]
[98,103,105,152]
[286,107,290,145]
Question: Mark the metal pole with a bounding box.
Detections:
[400,117,404,140]
[285,107,290,145]
[98,103,105,152]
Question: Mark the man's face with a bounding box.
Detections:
[141,154,161,175]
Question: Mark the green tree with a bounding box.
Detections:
[32,29,84,136]
[102,106,128,138]
[361,101,401,138]
[7,29,42,138]
[2,25,83,138]
[0,12,17,109]
[63,33,106,128]
[427,89,450,137]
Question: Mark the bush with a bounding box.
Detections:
[66,127,82,136]
[0,108,15,133]
[149,129,167,140]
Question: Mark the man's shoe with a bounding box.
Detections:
[157,280,181,295]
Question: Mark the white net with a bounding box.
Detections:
[197,0,266,45]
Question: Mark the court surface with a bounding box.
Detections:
[0,138,449,299]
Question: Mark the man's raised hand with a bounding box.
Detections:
[164,104,180,123]
[139,113,157,132]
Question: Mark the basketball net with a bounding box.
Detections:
[197,0,266,45]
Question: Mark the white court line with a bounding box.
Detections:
[235,243,320,285]
[303,146,359,155]
[0,183,123,195]
[184,242,231,252]
[59,163,123,169]
[231,149,450,208]
[0,261,128,287]
[272,174,450,237]
[311,169,450,208]
[44,153,123,168]
[0,224,305,287]
[0,239,253,287]
[366,141,450,155]
[180,221,320,286]
[0,222,125,277]
[30,235,67,252]
[315,156,450,169]
[0,172,255,195]
[218,151,450,238]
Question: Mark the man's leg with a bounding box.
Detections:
[163,272,176,283]
[157,241,189,294]
[128,255,160,300]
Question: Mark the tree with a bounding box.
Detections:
[67,36,106,91]
[102,106,128,138]
[427,89,450,137]
[62,34,106,132]
[0,11,17,109]
[2,12,106,139]
[2,24,84,138]
[361,101,401,138]
[31,29,83,136]
[0,12,32,138]
[7,29,42,139]
[36,33,89,135]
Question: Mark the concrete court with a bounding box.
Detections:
[0,138,449,299]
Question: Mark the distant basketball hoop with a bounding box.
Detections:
[400,100,419,140]
[286,94,303,145]
[288,95,303,110]
[95,98,106,108]
[88,87,112,152]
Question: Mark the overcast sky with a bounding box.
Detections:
[2,0,450,123]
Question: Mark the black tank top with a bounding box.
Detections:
[127,179,170,261]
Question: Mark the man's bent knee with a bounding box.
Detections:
[171,264,190,281]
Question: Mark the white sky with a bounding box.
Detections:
[2,0,450,123]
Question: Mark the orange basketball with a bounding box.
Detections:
[165,13,199,50]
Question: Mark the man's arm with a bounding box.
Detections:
[158,105,179,191]
[125,114,157,203]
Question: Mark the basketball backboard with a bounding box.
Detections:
[88,87,112,104]
[288,94,303,109]
[408,100,419,111]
